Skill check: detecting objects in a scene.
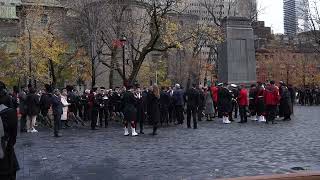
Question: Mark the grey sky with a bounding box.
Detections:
[258,0,284,34]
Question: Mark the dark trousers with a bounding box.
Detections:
[20,114,27,131]
[239,105,247,122]
[53,114,61,135]
[0,173,16,180]
[104,108,109,127]
[136,106,144,132]
[197,107,204,121]
[41,108,49,117]
[78,105,83,118]
[83,105,89,121]
[266,105,277,123]
[232,101,238,118]
[91,108,98,129]
[98,108,104,127]
[187,106,197,129]
[160,107,169,125]
[168,105,174,122]
[175,105,184,124]
[213,102,218,117]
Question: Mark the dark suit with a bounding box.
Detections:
[185,88,199,129]
[51,95,63,136]
[159,91,170,126]
[25,93,40,117]
[173,89,184,124]
[0,93,19,180]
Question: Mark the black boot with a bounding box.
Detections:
[65,121,70,128]
[151,127,157,135]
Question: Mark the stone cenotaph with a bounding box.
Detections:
[217,17,256,84]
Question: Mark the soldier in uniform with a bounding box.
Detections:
[122,85,138,136]
[249,84,258,120]
[255,82,266,122]
[264,81,280,124]
[218,83,233,124]
[238,85,249,123]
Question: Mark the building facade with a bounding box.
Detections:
[284,0,310,36]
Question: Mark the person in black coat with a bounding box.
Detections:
[122,86,138,136]
[135,87,146,134]
[25,87,40,133]
[167,87,175,123]
[172,84,184,125]
[218,83,233,124]
[185,84,200,129]
[149,84,161,135]
[159,87,170,126]
[249,84,257,119]
[89,89,99,130]
[39,84,52,123]
[0,81,19,180]
[279,82,292,121]
[51,89,63,137]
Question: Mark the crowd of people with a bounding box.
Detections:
[0,79,311,180]
[297,86,320,106]
[4,80,297,138]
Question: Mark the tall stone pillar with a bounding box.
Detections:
[218,17,256,84]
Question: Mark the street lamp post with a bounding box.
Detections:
[120,35,127,87]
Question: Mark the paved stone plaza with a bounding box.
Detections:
[16,106,320,180]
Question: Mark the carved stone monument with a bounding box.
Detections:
[218,17,256,84]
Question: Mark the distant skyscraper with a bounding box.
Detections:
[284,0,309,36]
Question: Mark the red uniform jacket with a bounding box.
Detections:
[238,88,249,106]
[264,85,280,105]
[210,86,218,103]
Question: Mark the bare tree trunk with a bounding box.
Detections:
[49,59,56,88]
[109,50,117,89]
[128,53,147,84]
